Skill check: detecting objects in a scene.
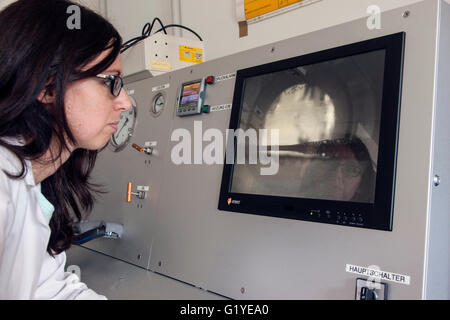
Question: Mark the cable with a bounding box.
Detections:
[121,17,167,53]
[73,225,106,245]
[121,18,203,54]
[153,24,203,42]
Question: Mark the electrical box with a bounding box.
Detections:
[122,32,205,77]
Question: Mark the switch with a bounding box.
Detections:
[202,105,211,113]
[126,182,148,203]
[355,278,388,300]
[132,143,153,155]
[206,76,215,85]
[360,287,377,300]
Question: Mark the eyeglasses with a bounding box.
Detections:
[96,74,124,97]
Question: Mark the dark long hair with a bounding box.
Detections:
[0,0,122,255]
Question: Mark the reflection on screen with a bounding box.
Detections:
[230,50,386,203]
[181,82,201,109]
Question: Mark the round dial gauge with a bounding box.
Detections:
[110,97,137,152]
[152,93,165,117]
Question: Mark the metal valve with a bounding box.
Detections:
[132,143,153,155]
[126,182,147,202]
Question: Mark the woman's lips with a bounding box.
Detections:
[109,122,119,132]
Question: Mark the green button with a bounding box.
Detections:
[202,105,211,113]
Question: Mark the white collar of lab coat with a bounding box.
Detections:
[24,159,37,187]
[1,136,37,187]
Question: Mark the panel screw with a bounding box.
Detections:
[137,254,142,260]
[403,11,410,18]
[158,261,162,267]
[433,175,441,187]
[241,287,245,294]
[271,47,275,53]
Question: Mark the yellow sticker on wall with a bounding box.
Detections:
[179,46,204,64]
[245,0,304,20]
[151,60,172,71]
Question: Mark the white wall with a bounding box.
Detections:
[0,0,102,12]
[105,0,173,43]
[179,0,428,61]
[74,0,102,14]
[0,0,172,43]
[0,0,14,10]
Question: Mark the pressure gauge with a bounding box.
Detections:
[110,97,137,152]
[152,93,165,117]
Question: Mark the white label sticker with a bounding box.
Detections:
[215,73,236,82]
[145,141,157,147]
[127,89,135,95]
[211,104,232,112]
[137,186,150,192]
[152,83,170,92]
[346,264,411,285]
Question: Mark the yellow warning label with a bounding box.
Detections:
[244,0,304,20]
[179,46,204,64]
[151,60,172,71]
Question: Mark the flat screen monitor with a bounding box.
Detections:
[218,33,405,231]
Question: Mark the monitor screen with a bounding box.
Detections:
[219,32,405,231]
[230,50,385,204]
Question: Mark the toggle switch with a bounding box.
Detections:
[355,278,388,300]
[132,143,153,155]
[126,182,147,203]
[360,287,378,300]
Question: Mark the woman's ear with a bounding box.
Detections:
[38,77,56,104]
[37,87,56,104]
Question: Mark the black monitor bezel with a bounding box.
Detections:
[218,32,405,231]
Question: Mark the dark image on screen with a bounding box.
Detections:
[230,50,386,204]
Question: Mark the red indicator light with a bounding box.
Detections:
[206,76,215,84]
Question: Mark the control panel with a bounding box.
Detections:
[176,76,214,117]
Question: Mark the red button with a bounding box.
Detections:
[206,76,215,84]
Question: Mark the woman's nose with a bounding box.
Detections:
[115,89,132,112]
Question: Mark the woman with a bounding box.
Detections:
[0,0,131,299]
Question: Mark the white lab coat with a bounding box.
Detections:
[0,142,107,300]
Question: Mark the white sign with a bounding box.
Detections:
[211,104,232,112]
[152,83,170,92]
[145,141,157,147]
[346,264,411,285]
[215,73,236,82]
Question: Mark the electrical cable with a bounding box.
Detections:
[121,18,202,54]
[121,17,167,53]
[73,225,106,245]
[153,24,203,42]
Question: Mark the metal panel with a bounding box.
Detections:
[82,73,174,269]
[66,246,226,300]
[83,1,448,299]
[426,0,450,300]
